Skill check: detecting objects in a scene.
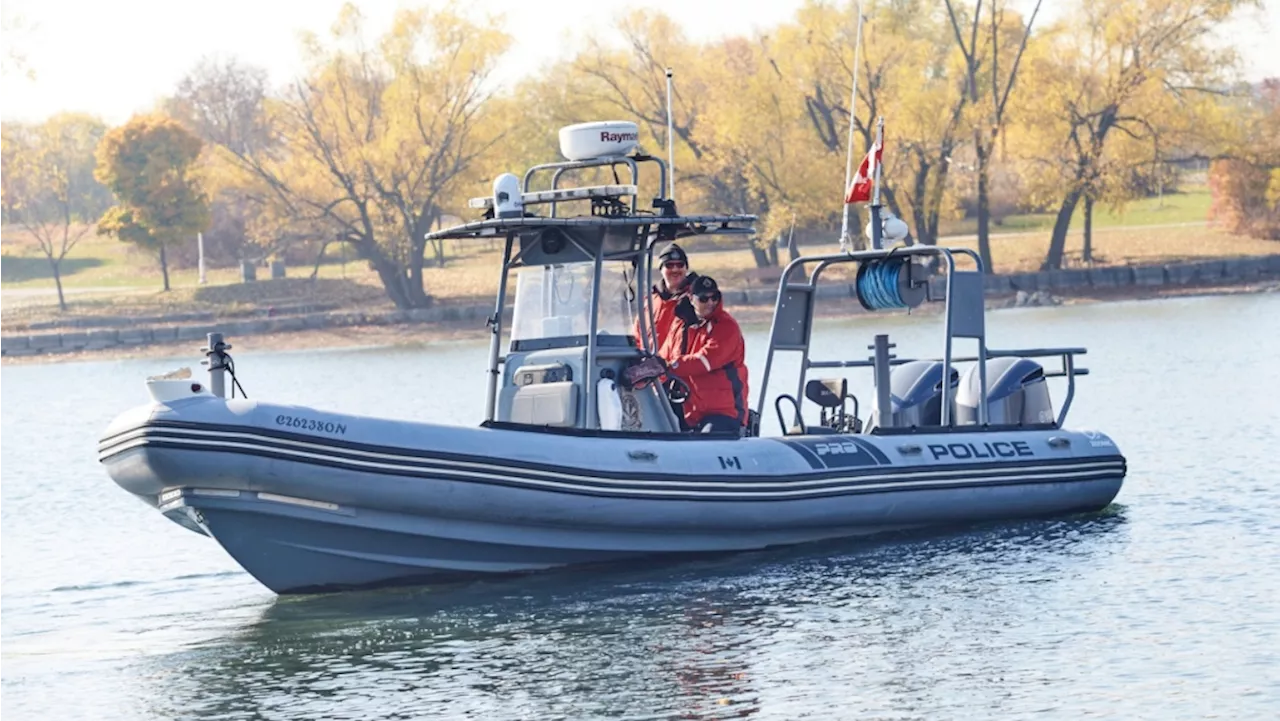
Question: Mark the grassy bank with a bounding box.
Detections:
[3,187,1275,330]
[939,185,1212,236]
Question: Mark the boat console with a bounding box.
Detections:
[426,119,1091,440]
[426,121,757,435]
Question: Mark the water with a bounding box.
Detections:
[3,293,1278,719]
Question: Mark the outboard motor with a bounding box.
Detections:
[868,360,959,430]
[954,357,1055,426]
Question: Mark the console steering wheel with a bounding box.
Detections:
[665,375,691,404]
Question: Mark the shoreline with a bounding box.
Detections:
[3,280,1276,367]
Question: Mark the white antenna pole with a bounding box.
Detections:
[871,117,884,206]
[665,67,676,203]
[839,3,866,253]
[870,116,885,250]
[197,232,206,284]
[786,211,797,260]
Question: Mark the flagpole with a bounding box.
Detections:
[665,68,676,203]
[870,116,885,251]
[198,232,206,284]
[839,2,866,253]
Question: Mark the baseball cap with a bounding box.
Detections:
[690,275,720,299]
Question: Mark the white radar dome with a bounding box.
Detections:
[866,210,911,244]
[559,121,640,161]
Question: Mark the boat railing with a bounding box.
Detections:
[756,245,975,426]
[806,347,1089,430]
[521,154,669,218]
[756,242,1092,434]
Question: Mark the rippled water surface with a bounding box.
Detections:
[3,293,1278,719]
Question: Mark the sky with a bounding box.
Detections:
[2,0,1279,125]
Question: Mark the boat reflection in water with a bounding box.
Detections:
[142,512,1125,719]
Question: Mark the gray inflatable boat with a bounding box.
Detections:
[98,131,1126,594]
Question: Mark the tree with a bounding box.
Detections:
[786,1,972,247]
[0,124,25,222]
[1208,78,1280,239]
[944,0,1042,270]
[167,58,299,268]
[689,33,820,252]
[95,114,210,291]
[180,5,510,309]
[876,30,967,249]
[563,12,737,211]
[559,6,948,259]
[1019,0,1249,271]
[0,114,112,309]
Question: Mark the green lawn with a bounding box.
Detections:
[940,186,1212,237]
[0,228,389,294]
[2,183,1263,327]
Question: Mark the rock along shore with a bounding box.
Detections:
[4,254,1278,360]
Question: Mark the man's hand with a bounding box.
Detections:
[674,296,697,325]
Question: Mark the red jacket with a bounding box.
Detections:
[659,304,750,427]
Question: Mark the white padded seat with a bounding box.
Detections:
[508,382,579,427]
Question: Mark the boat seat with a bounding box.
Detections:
[508,381,578,427]
[804,378,863,434]
[791,424,840,435]
[805,379,845,409]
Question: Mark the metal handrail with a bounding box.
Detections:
[805,346,1088,429]
[523,154,668,214]
[751,243,1086,436]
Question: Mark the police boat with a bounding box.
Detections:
[97,121,1127,594]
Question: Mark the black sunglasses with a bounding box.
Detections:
[663,261,686,269]
[695,293,720,303]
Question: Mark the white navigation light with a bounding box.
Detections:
[492,173,523,218]
[559,121,640,161]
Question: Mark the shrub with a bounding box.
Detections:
[1208,158,1280,240]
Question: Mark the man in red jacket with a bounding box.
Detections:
[659,275,750,434]
[636,243,698,352]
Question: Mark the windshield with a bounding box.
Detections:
[509,261,637,346]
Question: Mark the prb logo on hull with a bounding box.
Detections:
[776,437,891,469]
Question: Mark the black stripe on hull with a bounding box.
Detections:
[99,420,1126,487]
[103,434,1126,502]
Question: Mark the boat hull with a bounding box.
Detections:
[100,397,1127,594]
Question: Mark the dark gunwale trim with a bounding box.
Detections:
[162,457,1123,503]
[99,420,1126,486]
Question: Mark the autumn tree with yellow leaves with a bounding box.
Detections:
[47,0,1261,299]
[1012,0,1255,270]
[809,1,972,248]
[176,4,510,309]
[550,4,978,257]
[1209,79,1280,239]
[0,114,113,309]
[94,114,210,292]
[944,0,1042,270]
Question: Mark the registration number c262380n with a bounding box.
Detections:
[275,414,348,435]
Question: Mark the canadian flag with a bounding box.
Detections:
[844,139,883,204]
